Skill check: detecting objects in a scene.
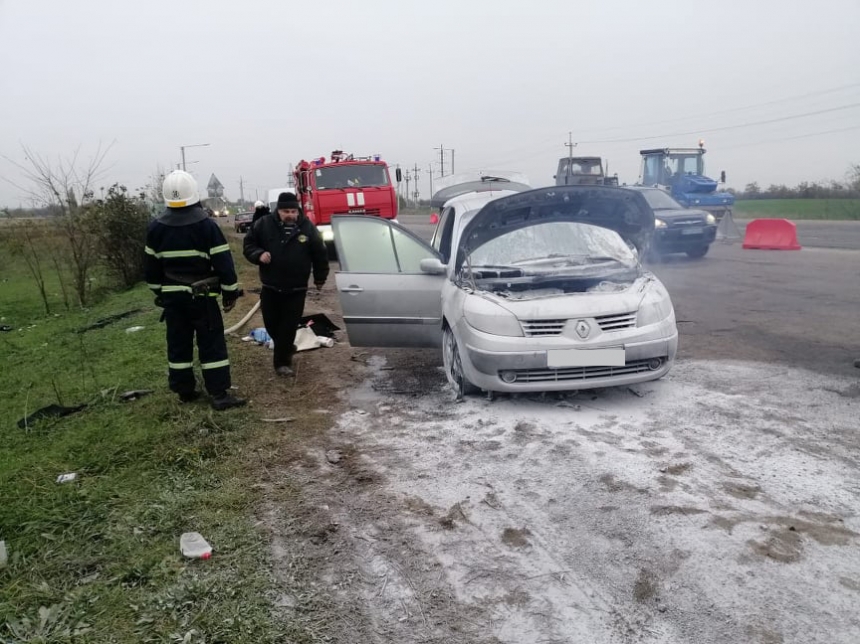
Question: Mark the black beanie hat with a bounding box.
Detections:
[277,192,300,210]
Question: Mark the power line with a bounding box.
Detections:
[720,124,860,150]
[448,82,860,172]
[576,81,860,137]
[578,102,860,145]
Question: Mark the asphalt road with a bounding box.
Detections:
[398,214,860,377]
[399,213,860,251]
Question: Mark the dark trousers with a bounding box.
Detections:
[260,287,307,369]
[163,297,231,396]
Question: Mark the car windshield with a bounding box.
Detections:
[637,189,682,210]
[314,164,390,190]
[467,222,637,274]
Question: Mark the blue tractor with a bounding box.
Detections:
[638,141,734,221]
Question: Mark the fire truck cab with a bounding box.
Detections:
[293,151,401,251]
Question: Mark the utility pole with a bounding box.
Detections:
[412,163,421,203]
[450,149,455,174]
[428,163,434,197]
[239,176,245,205]
[434,144,446,177]
[564,132,577,185]
[179,142,210,172]
[404,170,412,206]
[412,163,421,206]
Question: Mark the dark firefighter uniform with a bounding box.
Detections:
[144,203,245,410]
[252,203,271,224]
[243,195,329,374]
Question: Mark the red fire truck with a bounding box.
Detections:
[293,150,402,248]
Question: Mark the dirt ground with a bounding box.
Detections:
[223,229,860,643]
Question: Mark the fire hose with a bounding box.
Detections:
[224,299,260,335]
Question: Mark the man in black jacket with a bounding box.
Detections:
[145,170,246,410]
[243,191,329,376]
[251,200,270,224]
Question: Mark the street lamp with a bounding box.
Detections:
[179,143,210,171]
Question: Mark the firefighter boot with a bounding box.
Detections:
[179,391,202,403]
[211,392,247,411]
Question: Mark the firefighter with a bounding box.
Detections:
[252,200,270,224]
[243,191,329,376]
[145,170,246,410]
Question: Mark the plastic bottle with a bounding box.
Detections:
[180,532,212,559]
[0,540,7,568]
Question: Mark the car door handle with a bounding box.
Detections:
[340,285,364,293]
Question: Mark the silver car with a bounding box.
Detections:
[332,185,678,397]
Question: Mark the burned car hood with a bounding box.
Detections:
[454,186,654,271]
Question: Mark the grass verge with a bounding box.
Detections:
[0,238,300,643]
[734,199,860,221]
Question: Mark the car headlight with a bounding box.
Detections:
[706,214,716,225]
[637,284,674,327]
[655,218,667,229]
[463,295,523,337]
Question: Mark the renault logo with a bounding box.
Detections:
[575,320,590,339]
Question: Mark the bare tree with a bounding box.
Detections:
[2,143,114,306]
[3,222,52,314]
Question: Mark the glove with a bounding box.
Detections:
[223,294,238,312]
[154,295,165,308]
[314,281,325,291]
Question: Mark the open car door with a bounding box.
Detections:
[332,216,445,348]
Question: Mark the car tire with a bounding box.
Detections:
[442,326,479,399]
[686,246,709,259]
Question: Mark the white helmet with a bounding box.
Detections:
[254,200,264,208]
[162,170,200,208]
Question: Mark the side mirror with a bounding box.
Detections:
[430,212,439,224]
[720,170,726,183]
[420,257,446,275]
[396,168,403,182]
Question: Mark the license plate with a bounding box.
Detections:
[547,348,626,368]
[682,226,704,235]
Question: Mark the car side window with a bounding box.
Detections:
[430,207,448,251]
[336,218,399,272]
[391,227,437,273]
[431,207,456,262]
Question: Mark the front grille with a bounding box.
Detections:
[521,320,566,337]
[596,311,637,331]
[507,359,663,383]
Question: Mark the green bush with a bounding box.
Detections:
[85,185,151,289]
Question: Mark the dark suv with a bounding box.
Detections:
[625,187,717,260]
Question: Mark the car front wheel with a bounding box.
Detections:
[442,326,479,399]
[686,246,709,259]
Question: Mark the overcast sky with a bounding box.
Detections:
[1,0,859,207]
